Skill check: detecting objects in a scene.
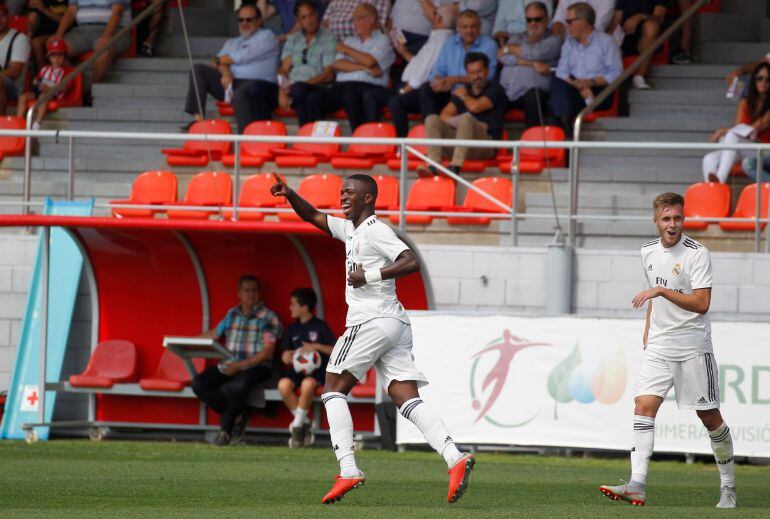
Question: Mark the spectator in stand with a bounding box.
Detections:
[277,288,335,448]
[671,0,695,64]
[741,154,770,183]
[389,0,455,55]
[24,0,68,69]
[192,274,283,446]
[277,0,337,126]
[271,0,326,40]
[0,4,30,115]
[418,52,507,177]
[725,52,770,90]
[548,2,621,133]
[498,1,560,128]
[53,0,131,84]
[137,0,166,57]
[366,2,456,136]
[609,0,665,90]
[16,37,71,129]
[458,0,497,36]
[420,9,497,119]
[493,0,552,46]
[182,3,279,133]
[307,3,394,130]
[552,0,615,36]
[322,0,390,40]
[702,63,770,184]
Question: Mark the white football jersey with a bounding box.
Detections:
[640,235,713,361]
[327,214,411,327]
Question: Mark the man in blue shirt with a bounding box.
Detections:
[419,9,498,119]
[548,2,621,133]
[183,3,279,132]
[277,288,336,448]
[306,3,394,130]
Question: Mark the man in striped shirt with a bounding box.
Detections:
[53,0,131,83]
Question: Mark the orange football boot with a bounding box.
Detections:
[321,473,366,504]
[447,454,475,503]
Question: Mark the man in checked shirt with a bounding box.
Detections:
[192,274,283,446]
[322,0,390,40]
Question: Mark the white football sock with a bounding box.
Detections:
[291,407,308,428]
[630,415,655,485]
[322,392,360,477]
[399,397,463,468]
[708,422,735,488]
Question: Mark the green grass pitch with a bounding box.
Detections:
[0,440,768,518]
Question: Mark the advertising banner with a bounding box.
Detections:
[397,314,770,457]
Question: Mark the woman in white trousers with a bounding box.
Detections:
[703,63,770,183]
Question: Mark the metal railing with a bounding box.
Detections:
[2,127,768,252]
[23,0,167,212]
[571,0,712,246]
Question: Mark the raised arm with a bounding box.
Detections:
[270,173,332,235]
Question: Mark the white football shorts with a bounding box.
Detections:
[326,317,428,389]
[635,350,720,410]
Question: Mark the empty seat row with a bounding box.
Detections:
[684,181,769,231]
[111,170,512,226]
[163,120,566,175]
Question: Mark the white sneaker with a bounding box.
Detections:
[716,486,737,508]
[31,121,41,131]
[632,75,651,90]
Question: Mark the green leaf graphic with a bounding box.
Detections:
[547,343,582,419]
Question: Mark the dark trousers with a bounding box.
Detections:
[402,30,429,56]
[418,82,451,119]
[240,80,278,132]
[508,88,550,129]
[307,81,388,130]
[547,77,612,123]
[191,364,271,434]
[289,82,325,126]
[361,85,394,124]
[385,87,421,137]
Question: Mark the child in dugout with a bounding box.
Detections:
[17,37,72,129]
[277,287,336,448]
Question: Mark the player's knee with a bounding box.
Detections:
[301,377,318,392]
[696,408,722,429]
[277,377,295,395]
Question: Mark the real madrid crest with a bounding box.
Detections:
[672,263,682,276]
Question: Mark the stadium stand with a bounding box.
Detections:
[276,173,343,222]
[445,176,513,226]
[390,175,456,225]
[272,122,341,167]
[69,340,138,388]
[0,116,25,160]
[220,120,287,167]
[683,182,732,230]
[222,172,287,221]
[161,119,232,167]
[718,183,770,231]
[165,170,232,219]
[329,122,397,170]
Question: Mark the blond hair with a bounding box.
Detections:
[652,192,684,212]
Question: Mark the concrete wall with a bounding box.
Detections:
[1,234,769,394]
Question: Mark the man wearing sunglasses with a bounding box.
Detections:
[548,2,621,134]
[552,0,616,37]
[182,3,279,133]
[498,1,561,128]
[277,0,338,125]
[493,0,553,47]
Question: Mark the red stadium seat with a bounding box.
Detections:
[505,109,525,122]
[221,120,287,167]
[273,122,341,167]
[0,116,25,160]
[719,183,770,231]
[223,172,286,221]
[330,122,397,170]
[350,369,376,398]
[683,182,731,230]
[111,170,178,218]
[499,126,566,174]
[461,130,510,173]
[623,40,670,69]
[277,173,343,222]
[584,91,619,122]
[162,119,232,167]
[216,101,234,117]
[446,177,513,226]
[166,171,233,219]
[389,176,456,225]
[374,174,399,210]
[387,124,427,171]
[69,340,138,388]
[139,350,205,392]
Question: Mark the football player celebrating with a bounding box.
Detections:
[600,193,736,508]
[271,172,475,505]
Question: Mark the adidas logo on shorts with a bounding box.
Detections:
[698,397,707,404]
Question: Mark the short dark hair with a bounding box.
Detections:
[464,51,489,69]
[568,2,595,26]
[526,1,549,16]
[653,193,684,212]
[347,174,378,199]
[291,287,318,312]
[293,0,317,17]
[238,274,261,290]
[237,2,261,18]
